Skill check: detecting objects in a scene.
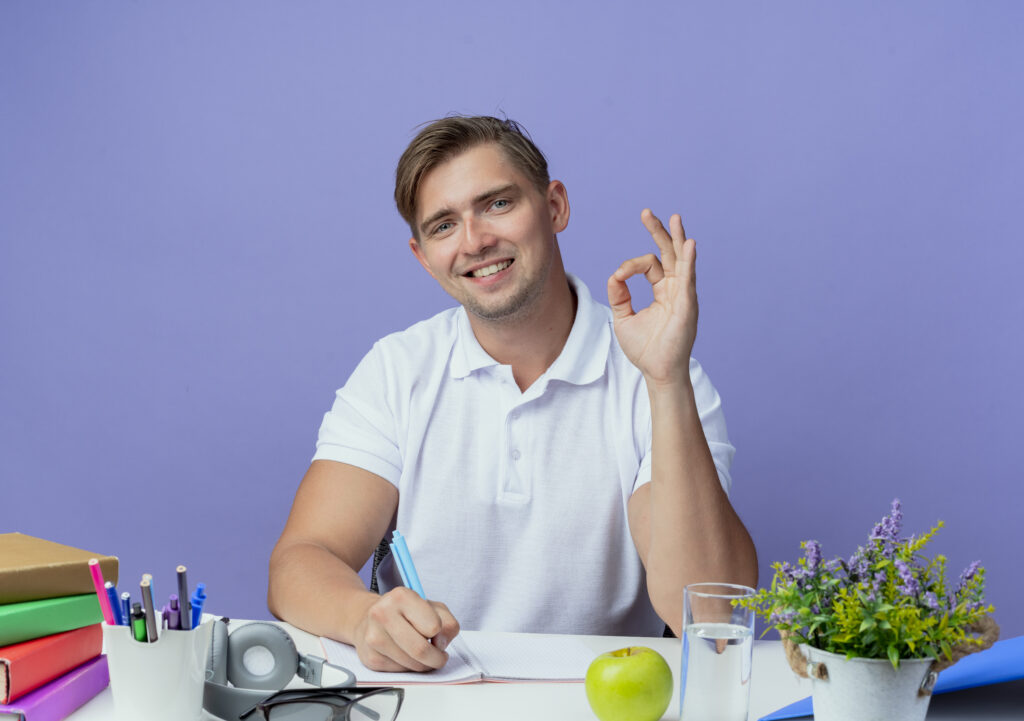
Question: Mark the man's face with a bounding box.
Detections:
[409,143,568,323]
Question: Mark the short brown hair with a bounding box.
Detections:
[394,115,550,238]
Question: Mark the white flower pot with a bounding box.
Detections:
[803,646,937,721]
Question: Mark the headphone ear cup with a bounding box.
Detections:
[207,619,229,685]
[224,622,300,691]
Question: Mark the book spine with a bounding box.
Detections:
[0,655,108,721]
[0,596,103,648]
[0,625,103,703]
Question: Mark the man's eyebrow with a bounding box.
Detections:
[418,183,521,235]
[473,183,519,205]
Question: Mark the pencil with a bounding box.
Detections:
[177,565,192,630]
[140,578,159,642]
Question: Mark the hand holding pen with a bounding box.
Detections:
[350,531,460,673]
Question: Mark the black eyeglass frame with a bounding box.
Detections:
[238,685,405,721]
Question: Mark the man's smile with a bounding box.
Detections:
[464,258,514,279]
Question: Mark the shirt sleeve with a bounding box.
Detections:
[312,343,403,487]
[632,357,735,496]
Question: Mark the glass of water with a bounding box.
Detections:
[680,582,756,721]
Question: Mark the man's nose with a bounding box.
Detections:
[462,214,497,255]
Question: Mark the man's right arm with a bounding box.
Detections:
[267,459,459,672]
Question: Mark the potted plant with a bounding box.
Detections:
[737,499,999,721]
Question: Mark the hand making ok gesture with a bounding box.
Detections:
[607,209,698,387]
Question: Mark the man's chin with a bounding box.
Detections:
[452,269,548,323]
[463,291,535,323]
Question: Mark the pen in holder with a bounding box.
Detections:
[103,620,213,721]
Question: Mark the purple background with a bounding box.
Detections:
[2,3,1021,638]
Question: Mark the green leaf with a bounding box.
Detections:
[887,644,900,669]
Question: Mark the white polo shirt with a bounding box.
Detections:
[313,274,735,636]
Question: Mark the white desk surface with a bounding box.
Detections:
[69,619,1022,720]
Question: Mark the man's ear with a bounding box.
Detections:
[409,237,437,280]
[547,180,570,234]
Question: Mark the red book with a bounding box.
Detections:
[0,655,107,721]
[0,625,102,704]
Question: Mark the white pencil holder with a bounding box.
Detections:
[102,620,213,721]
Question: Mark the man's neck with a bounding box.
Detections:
[466,272,578,392]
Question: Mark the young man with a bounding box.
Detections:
[268,116,757,673]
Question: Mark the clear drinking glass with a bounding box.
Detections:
[680,582,756,721]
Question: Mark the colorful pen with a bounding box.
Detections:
[140,578,159,642]
[87,559,116,625]
[166,594,181,630]
[120,592,131,627]
[130,603,147,642]
[176,565,192,630]
[104,582,123,626]
[391,531,426,599]
[190,583,206,628]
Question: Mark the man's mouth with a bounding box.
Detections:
[466,259,513,278]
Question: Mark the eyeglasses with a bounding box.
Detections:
[239,686,404,721]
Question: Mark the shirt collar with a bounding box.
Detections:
[449,273,611,386]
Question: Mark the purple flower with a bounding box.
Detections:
[770,609,798,625]
[869,499,904,549]
[922,591,939,610]
[890,498,904,526]
[958,560,982,590]
[804,540,823,572]
[848,548,870,579]
[778,562,797,581]
[894,559,920,596]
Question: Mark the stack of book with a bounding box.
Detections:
[0,534,117,721]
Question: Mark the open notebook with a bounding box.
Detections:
[320,630,597,684]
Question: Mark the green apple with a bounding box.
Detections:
[585,646,673,721]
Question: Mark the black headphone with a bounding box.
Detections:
[203,619,356,720]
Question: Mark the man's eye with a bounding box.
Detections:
[434,222,453,234]
[492,199,509,210]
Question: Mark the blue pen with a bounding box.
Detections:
[104,582,123,625]
[190,583,206,628]
[120,592,131,627]
[391,530,425,599]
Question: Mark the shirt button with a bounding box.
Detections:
[512,450,521,461]
[509,411,519,421]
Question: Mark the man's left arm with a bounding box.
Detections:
[608,209,758,636]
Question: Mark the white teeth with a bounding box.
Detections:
[470,260,512,278]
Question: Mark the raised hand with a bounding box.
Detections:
[607,209,698,387]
